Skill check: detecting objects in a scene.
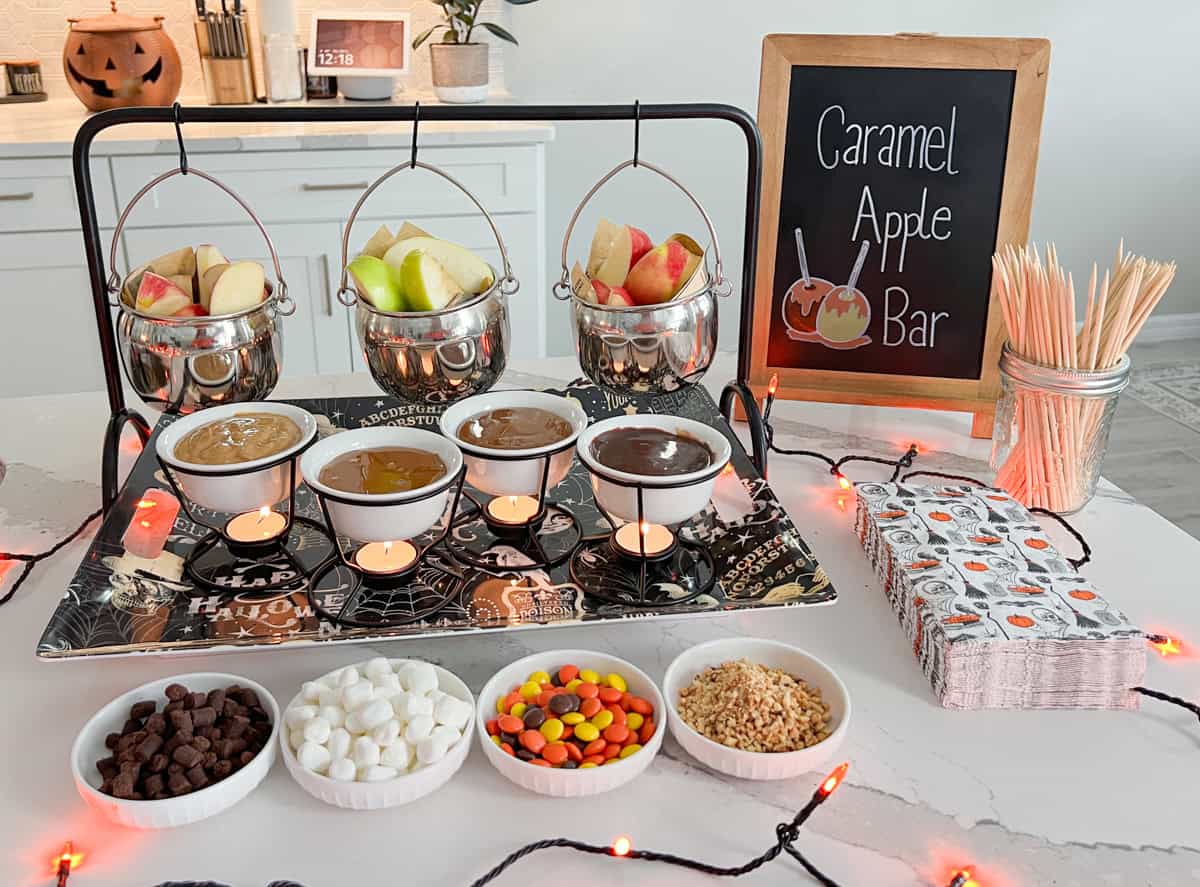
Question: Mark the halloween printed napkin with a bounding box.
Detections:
[854,482,1146,710]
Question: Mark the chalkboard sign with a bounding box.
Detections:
[749,35,1050,436]
[309,11,410,77]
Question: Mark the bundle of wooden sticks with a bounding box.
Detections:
[991,242,1176,511]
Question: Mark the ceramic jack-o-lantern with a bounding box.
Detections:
[63,1,182,111]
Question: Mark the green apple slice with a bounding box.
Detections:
[383,236,494,295]
[348,255,406,312]
[399,250,463,312]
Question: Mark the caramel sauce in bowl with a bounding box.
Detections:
[438,391,589,498]
[155,402,318,514]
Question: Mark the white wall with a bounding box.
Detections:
[506,0,1200,356]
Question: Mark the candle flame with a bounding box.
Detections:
[257,505,271,521]
[508,496,517,507]
[135,498,156,510]
[639,522,650,537]
[611,836,631,857]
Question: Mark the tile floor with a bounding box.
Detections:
[1105,337,1200,540]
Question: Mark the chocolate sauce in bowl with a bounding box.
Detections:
[590,427,713,477]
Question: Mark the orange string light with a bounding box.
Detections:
[611,836,631,857]
[767,373,779,396]
[1150,635,1183,657]
[819,761,849,797]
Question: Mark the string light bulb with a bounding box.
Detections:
[767,374,779,396]
[611,836,631,857]
[53,842,83,886]
[836,473,852,490]
[946,866,980,887]
[819,761,849,797]
[1148,634,1183,657]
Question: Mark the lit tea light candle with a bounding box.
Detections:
[613,521,674,558]
[121,488,180,559]
[486,495,540,525]
[224,506,288,543]
[355,540,418,575]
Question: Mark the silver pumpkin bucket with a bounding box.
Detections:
[554,158,732,396]
[338,160,517,404]
[108,168,294,414]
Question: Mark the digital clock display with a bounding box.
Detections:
[309,12,410,76]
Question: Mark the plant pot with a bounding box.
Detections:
[429,42,489,103]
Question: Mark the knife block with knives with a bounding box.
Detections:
[195,0,259,104]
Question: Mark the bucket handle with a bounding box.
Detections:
[336,160,519,308]
[553,158,731,301]
[106,167,294,316]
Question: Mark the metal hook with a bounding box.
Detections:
[172,102,188,175]
[632,100,640,168]
[410,101,420,168]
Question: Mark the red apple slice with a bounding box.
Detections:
[136,271,192,317]
[628,226,652,269]
[605,285,635,307]
[209,261,266,316]
[174,304,210,318]
[624,234,703,305]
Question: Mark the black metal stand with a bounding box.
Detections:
[720,381,770,476]
[101,408,151,512]
[71,103,763,513]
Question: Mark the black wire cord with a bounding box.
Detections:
[0,506,102,607]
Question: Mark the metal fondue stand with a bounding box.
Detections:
[71,102,769,515]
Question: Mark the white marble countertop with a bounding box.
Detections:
[0,98,555,158]
[1,354,1198,886]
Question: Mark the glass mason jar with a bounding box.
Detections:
[990,344,1130,514]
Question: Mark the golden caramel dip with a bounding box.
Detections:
[175,412,303,465]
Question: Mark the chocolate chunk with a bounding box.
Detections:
[222,699,241,719]
[143,773,164,796]
[163,700,183,715]
[225,715,249,739]
[129,791,144,801]
[135,734,163,762]
[121,718,143,735]
[172,744,203,768]
[164,683,188,702]
[129,700,156,720]
[112,772,135,798]
[248,705,268,723]
[167,762,184,776]
[163,733,186,755]
[191,735,212,753]
[215,739,235,759]
[148,753,168,774]
[105,732,121,750]
[236,688,260,708]
[96,757,118,779]
[191,706,217,728]
[168,709,193,733]
[144,712,167,735]
[211,759,233,779]
[117,748,136,765]
[186,764,209,788]
[151,792,169,801]
[119,760,141,780]
[206,688,227,712]
[167,772,191,795]
[99,779,114,795]
[238,750,255,766]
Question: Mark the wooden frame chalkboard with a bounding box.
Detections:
[750,34,1050,437]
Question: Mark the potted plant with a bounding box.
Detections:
[413,0,536,103]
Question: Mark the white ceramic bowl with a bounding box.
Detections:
[439,390,589,498]
[662,638,851,781]
[576,414,732,525]
[300,427,464,542]
[71,673,279,829]
[156,401,318,514]
[475,649,665,797]
[279,659,474,810]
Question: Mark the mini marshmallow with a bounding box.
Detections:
[297,741,332,774]
[370,719,401,748]
[301,681,325,703]
[327,727,352,761]
[289,728,306,751]
[416,732,450,765]
[284,704,317,729]
[430,723,461,747]
[380,739,411,770]
[428,689,447,706]
[351,735,381,768]
[344,711,364,735]
[433,694,471,730]
[394,692,434,722]
[404,714,434,744]
[360,764,398,783]
[302,715,331,745]
[327,757,356,782]
[372,673,403,695]
[341,681,373,712]
[400,662,438,696]
[319,705,346,729]
[335,666,360,688]
[364,657,393,680]
[358,698,393,731]
[317,686,341,708]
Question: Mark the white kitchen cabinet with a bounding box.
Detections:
[0,230,114,397]
[123,222,352,378]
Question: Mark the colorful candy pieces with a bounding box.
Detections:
[492,664,655,770]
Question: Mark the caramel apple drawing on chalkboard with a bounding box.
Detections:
[782,236,872,351]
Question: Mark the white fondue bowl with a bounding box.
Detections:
[439,390,588,498]
[300,426,463,543]
[155,402,318,514]
[576,414,731,526]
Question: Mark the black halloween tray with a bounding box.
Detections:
[37,382,836,660]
